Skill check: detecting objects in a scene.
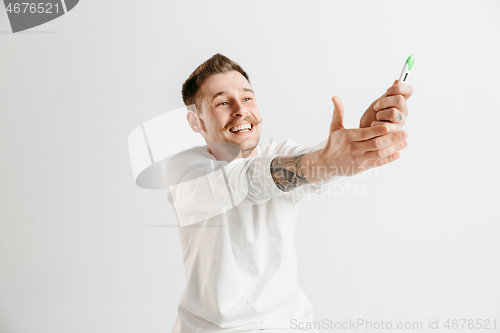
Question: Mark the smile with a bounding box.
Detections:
[229,123,254,136]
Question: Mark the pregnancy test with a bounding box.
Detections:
[398,55,415,82]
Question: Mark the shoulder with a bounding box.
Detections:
[169,144,213,162]
[165,144,215,173]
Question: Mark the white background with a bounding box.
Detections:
[1,1,499,332]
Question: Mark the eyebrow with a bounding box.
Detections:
[210,88,255,103]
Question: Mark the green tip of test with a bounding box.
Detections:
[406,55,415,71]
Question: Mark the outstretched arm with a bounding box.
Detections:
[270,95,409,193]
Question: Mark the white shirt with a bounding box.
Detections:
[165,138,341,333]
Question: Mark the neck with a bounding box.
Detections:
[208,143,258,162]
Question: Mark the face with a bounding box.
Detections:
[188,70,263,160]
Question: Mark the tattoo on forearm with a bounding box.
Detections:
[270,154,309,192]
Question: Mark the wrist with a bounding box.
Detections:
[303,149,338,183]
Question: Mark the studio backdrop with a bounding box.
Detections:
[1,1,499,332]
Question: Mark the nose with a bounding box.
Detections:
[231,100,247,117]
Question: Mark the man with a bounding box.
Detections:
[165,53,413,333]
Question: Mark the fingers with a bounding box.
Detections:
[362,136,409,160]
[365,151,402,169]
[356,130,408,152]
[371,121,404,132]
[357,130,408,170]
[373,95,408,116]
[349,124,390,142]
[376,80,406,99]
[386,82,414,100]
[330,96,345,131]
[375,108,406,123]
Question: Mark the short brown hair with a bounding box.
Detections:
[181,53,250,114]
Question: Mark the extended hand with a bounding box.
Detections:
[319,96,409,177]
[359,80,414,132]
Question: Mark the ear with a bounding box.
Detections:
[187,110,203,133]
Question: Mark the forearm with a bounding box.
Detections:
[167,153,289,213]
[270,149,335,192]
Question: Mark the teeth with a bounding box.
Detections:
[230,124,252,132]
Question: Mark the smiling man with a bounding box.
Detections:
[186,68,262,161]
[165,53,413,333]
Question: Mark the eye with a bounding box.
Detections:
[217,98,252,107]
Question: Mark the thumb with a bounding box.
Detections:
[382,79,400,98]
[330,96,345,131]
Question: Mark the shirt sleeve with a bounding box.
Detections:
[276,138,343,205]
[164,150,287,227]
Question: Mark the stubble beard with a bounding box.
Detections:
[239,140,258,158]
